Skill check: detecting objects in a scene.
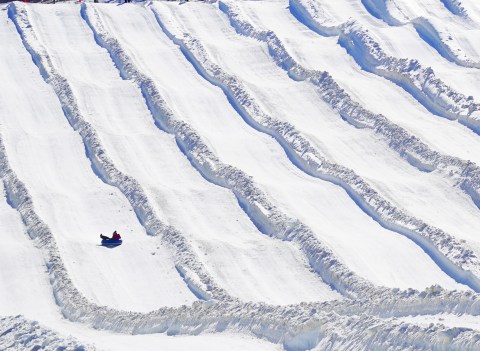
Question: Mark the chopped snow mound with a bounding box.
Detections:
[0,316,94,351]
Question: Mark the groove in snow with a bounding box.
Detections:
[81,2,367,299]
[7,2,224,303]
[151,1,480,292]
[290,0,480,133]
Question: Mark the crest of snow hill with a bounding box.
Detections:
[2,0,480,349]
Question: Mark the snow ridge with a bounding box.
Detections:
[2,131,480,348]
[339,23,480,124]
[3,88,480,349]
[411,17,480,68]
[7,2,225,302]
[0,49,301,348]
[0,315,95,351]
[290,0,480,132]
[270,1,480,213]
[287,313,480,351]
[0,128,292,349]
[80,3,376,299]
[0,133,100,327]
[361,0,480,68]
[213,0,480,320]
[220,0,480,188]
[153,1,480,292]
[219,0,480,248]
[4,3,480,350]
[288,0,339,37]
[334,285,480,318]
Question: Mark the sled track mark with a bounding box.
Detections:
[81,3,372,299]
[7,2,224,303]
[290,0,480,133]
[150,1,480,292]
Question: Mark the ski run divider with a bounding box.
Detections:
[151,1,480,292]
[7,2,226,303]
[3,5,480,349]
[220,0,480,279]
[5,127,480,349]
[409,17,480,69]
[219,0,480,220]
[0,93,303,349]
[289,0,480,134]
[286,0,480,208]
[342,0,480,84]
[361,0,480,68]
[220,0,480,206]
[80,3,378,299]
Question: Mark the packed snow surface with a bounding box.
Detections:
[1,0,480,350]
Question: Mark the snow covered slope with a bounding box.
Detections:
[2,0,480,350]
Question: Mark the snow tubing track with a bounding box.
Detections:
[2,0,480,350]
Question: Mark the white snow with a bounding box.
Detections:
[25,3,340,305]
[229,0,480,263]
[2,1,480,350]
[0,10,195,312]
[151,0,471,290]
[399,313,480,331]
